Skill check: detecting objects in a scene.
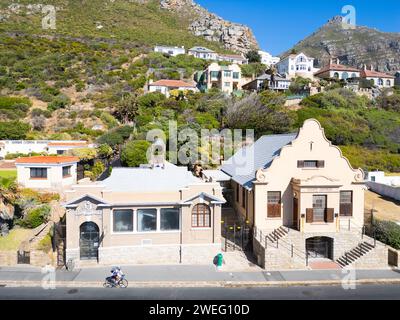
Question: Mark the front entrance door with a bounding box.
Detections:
[293,198,298,229]
[79,222,99,260]
[306,237,333,260]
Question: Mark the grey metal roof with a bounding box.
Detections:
[256,74,289,81]
[101,163,201,192]
[221,133,298,189]
[189,46,215,53]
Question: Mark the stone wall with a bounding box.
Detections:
[0,251,17,265]
[253,227,389,270]
[67,243,222,266]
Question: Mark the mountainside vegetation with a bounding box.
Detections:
[283,16,400,73]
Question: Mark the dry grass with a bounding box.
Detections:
[0,228,33,251]
[365,190,400,223]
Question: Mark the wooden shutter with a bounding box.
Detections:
[297,160,305,168]
[268,204,281,218]
[325,208,334,223]
[306,208,313,223]
[317,160,325,168]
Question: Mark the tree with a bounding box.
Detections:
[0,121,30,140]
[31,115,46,131]
[245,50,261,63]
[97,144,113,159]
[121,140,151,167]
[226,92,293,135]
[114,93,139,124]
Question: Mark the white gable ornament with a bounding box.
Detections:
[75,200,102,216]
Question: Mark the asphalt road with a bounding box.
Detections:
[0,284,399,300]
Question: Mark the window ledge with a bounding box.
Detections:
[30,178,47,180]
[63,175,72,179]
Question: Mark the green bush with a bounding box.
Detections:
[373,220,400,250]
[0,121,30,140]
[23,205,51,229]
[121,140,151,167]
[48,94,71,111]
[37,232,52,252]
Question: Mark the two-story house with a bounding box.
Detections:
[188,47,218,61]
[203,63,242,94]
[221,119,387,270]
[276,52,319,79]
[242,74,291,92]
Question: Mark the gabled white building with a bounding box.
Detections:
[154,45,185,56]
[258,50,280,66]
[217,54,247,65]
[0,140,90,159]
[148,79,197,98]
[360,66,395,88]
[188,47,218,61]
[276,52,319,79]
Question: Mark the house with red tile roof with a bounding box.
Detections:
[314,59,361,80]
[15,156,79,190]
[148,79,197,98]
[360,66,395,88]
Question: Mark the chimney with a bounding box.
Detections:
[363,64,367,71]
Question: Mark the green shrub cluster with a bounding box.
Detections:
[373,220,400,250]
[22,205,51,229]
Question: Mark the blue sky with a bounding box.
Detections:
[196,0,400,55]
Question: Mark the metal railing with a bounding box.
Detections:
[253,226,309,266]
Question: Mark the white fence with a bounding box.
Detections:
[367,181,400,201]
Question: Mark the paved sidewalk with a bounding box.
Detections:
[0,265,399,286]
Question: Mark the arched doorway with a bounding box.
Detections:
[306,237,334,260]
[79,222,99,260]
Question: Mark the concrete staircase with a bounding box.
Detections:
[265,227,289,244]
[336,242,374,268]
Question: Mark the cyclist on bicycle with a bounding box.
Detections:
[110,266,123,285]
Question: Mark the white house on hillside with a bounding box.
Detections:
[314,59,361,80]
[203,63,242,94]
[217,54,247,65]
[154,45,185,56]
[0,140,91,159]
[148,79,197,98]
[16,156,79,190]
[276,52,319,79]
[258,50,280,66]
[188,47,218,60]
[360,66,395,88]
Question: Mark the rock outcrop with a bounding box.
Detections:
[160,0,259,54]
[283,16,400,74]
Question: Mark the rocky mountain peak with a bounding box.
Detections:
[160,0,259,54]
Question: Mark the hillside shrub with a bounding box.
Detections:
[22,205,51,229]
[373,220,400,250]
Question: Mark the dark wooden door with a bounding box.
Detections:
[293,198,299,229]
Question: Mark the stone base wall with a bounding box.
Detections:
[66,244,222,266]
[0,251,17,265]
[254,228,389,270]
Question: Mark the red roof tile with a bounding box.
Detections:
[360,70,394,79]
[149,80,195,88]
[15,156,79,164]
[314,63,360,76]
